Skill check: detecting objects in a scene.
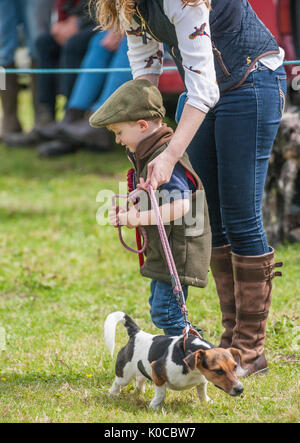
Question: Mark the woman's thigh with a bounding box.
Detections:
[214,66,287,255]
[187,110,229,247]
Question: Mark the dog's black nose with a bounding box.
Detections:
[233,384,244,396]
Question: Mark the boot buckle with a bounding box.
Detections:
[271,262,283,279]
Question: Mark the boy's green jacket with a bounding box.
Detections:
[133,125,212,288]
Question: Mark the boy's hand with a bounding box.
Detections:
[136,177,148,192]
[109,206,140,229]
[109,206,125,227]
[118,206,140,229]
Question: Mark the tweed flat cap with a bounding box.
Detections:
[89,79,166,128]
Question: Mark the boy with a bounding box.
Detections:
[89,79,211,336]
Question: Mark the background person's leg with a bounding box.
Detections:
[67,32,115,111]
[90,37,132,111]
[59,29,95,100]
[54,36,131,151]
[0,0,22,137]
[22,0,53,61]
[35,32,60,118]
[3,0,54,146]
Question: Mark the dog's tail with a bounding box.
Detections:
[104,311,140,357]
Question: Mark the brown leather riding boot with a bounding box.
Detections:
[210,245,235,348]
[231,247,283,377]
[0,64,22,138]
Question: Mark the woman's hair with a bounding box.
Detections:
[92,0,211,31]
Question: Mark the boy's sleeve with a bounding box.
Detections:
[159,163,195,204]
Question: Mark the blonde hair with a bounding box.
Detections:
[92,0,211,31]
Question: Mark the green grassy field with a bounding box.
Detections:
[0,92,299,423]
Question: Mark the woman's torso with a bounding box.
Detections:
[134,0,280,92]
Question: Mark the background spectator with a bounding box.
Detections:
[3,0,96,147]
[0,0,53,139]
[36,30,132,157]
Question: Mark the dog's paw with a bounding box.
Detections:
[198,394,212,403]
[149,400,163,411]
[134,386,146,394]
[108,389,120,397]
[109,383,121,396]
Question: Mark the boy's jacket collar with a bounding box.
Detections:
[135,124,174,176]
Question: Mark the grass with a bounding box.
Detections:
[0,91,299,423]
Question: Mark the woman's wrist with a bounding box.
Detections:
[164,141,184,164]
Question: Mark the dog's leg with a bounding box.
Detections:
[135,374,146,393]
[149,384,166,410]
[109,368,135,396]
[196,382,211,403]
[109,378,122,396]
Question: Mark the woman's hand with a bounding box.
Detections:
[143,104,207,190]
[144,148,178,191]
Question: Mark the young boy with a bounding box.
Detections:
[89,79,211,336]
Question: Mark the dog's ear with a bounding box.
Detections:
[229,348,246,377]
[183,350,205,372]
[229,348,243,366]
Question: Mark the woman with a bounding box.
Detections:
[95,0,286,377]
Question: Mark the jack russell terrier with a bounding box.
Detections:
[104,311,244,410]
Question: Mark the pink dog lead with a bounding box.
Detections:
[113,184,202,339]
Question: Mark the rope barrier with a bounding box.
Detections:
[3,67,177,74]
[2,61,300,75]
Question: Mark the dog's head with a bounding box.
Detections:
[183,347,244,396]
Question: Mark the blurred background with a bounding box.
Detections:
[0,0,299,246]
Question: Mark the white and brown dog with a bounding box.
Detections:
[104,312,244,410]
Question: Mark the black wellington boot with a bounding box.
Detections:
[36,108,85,141]
[58,117,114,151]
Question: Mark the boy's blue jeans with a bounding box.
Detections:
[149,280,188,336]
[187,65,287,256]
